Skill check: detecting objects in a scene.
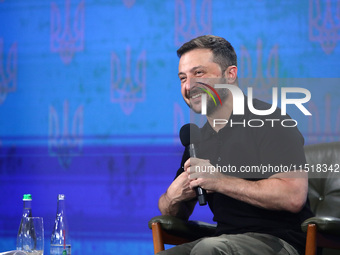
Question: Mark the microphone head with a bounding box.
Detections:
[179,123,201,147]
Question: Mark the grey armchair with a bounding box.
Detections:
[149,141,340,254]
[301,142,340,255]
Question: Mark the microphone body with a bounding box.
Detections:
[189,143,207,206]
[180,124,207,206]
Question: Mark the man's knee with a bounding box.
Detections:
[190,237,231,255]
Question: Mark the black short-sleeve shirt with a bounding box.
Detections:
[176,98,314,254]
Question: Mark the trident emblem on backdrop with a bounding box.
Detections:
[110,46,146,115]
[49,100,84,168]
[51,0,85,64]
[175,0,212,46]
[239,39,279,101]
[123,0,136,8]
[309,0,340,54]
[0,39,17,105]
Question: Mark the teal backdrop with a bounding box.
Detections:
[0,0,339,254]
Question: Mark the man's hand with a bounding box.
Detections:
[184,158,225,193]
[158,171,197,219]
[166,171,197,203]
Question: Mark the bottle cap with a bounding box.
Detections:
[58,194,65,200]
[23,194,32,201]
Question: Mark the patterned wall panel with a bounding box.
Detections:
[0,39,17,104]
[174,0,212,46]
[0,0,339,254]
[309,0,340,54]
[50,0,85,64]
[110,46,146,115]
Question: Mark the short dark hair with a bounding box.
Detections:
[177,35,237,71]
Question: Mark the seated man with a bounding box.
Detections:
[158,35,314,255]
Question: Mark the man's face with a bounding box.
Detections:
[178,49,227,114]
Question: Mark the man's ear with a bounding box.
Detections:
[224,65,238,84]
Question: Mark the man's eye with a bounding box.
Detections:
[195,70,204,75]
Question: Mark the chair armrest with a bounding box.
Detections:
[148,215,217,240]
[301,216,340,236]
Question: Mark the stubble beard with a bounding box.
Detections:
[189,76,228,115]
[206,87,228,115]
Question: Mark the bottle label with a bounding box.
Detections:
[50,244,71,255]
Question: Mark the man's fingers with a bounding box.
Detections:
[189,179,199,189]
[184,158,191,171]
[190,172,201,180]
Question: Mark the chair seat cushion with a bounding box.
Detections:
[148,215,216,240]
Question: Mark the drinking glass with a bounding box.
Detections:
[18,217,44,255]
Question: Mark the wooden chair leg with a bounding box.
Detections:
[152,222,165,254]
[305,224,317,255]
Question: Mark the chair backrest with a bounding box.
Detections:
[304,142,340,218]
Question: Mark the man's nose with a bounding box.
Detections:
[184,77,192,91]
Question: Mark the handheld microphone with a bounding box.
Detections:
[179,123,207,206]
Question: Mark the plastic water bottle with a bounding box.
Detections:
[16,194,33,250]
[50,194,71,255]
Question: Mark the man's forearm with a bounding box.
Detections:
[158,171,197,219]
[187,158,308,213]
[214,172,308,213]
[158,192,180,216]
[158,192,194,220]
